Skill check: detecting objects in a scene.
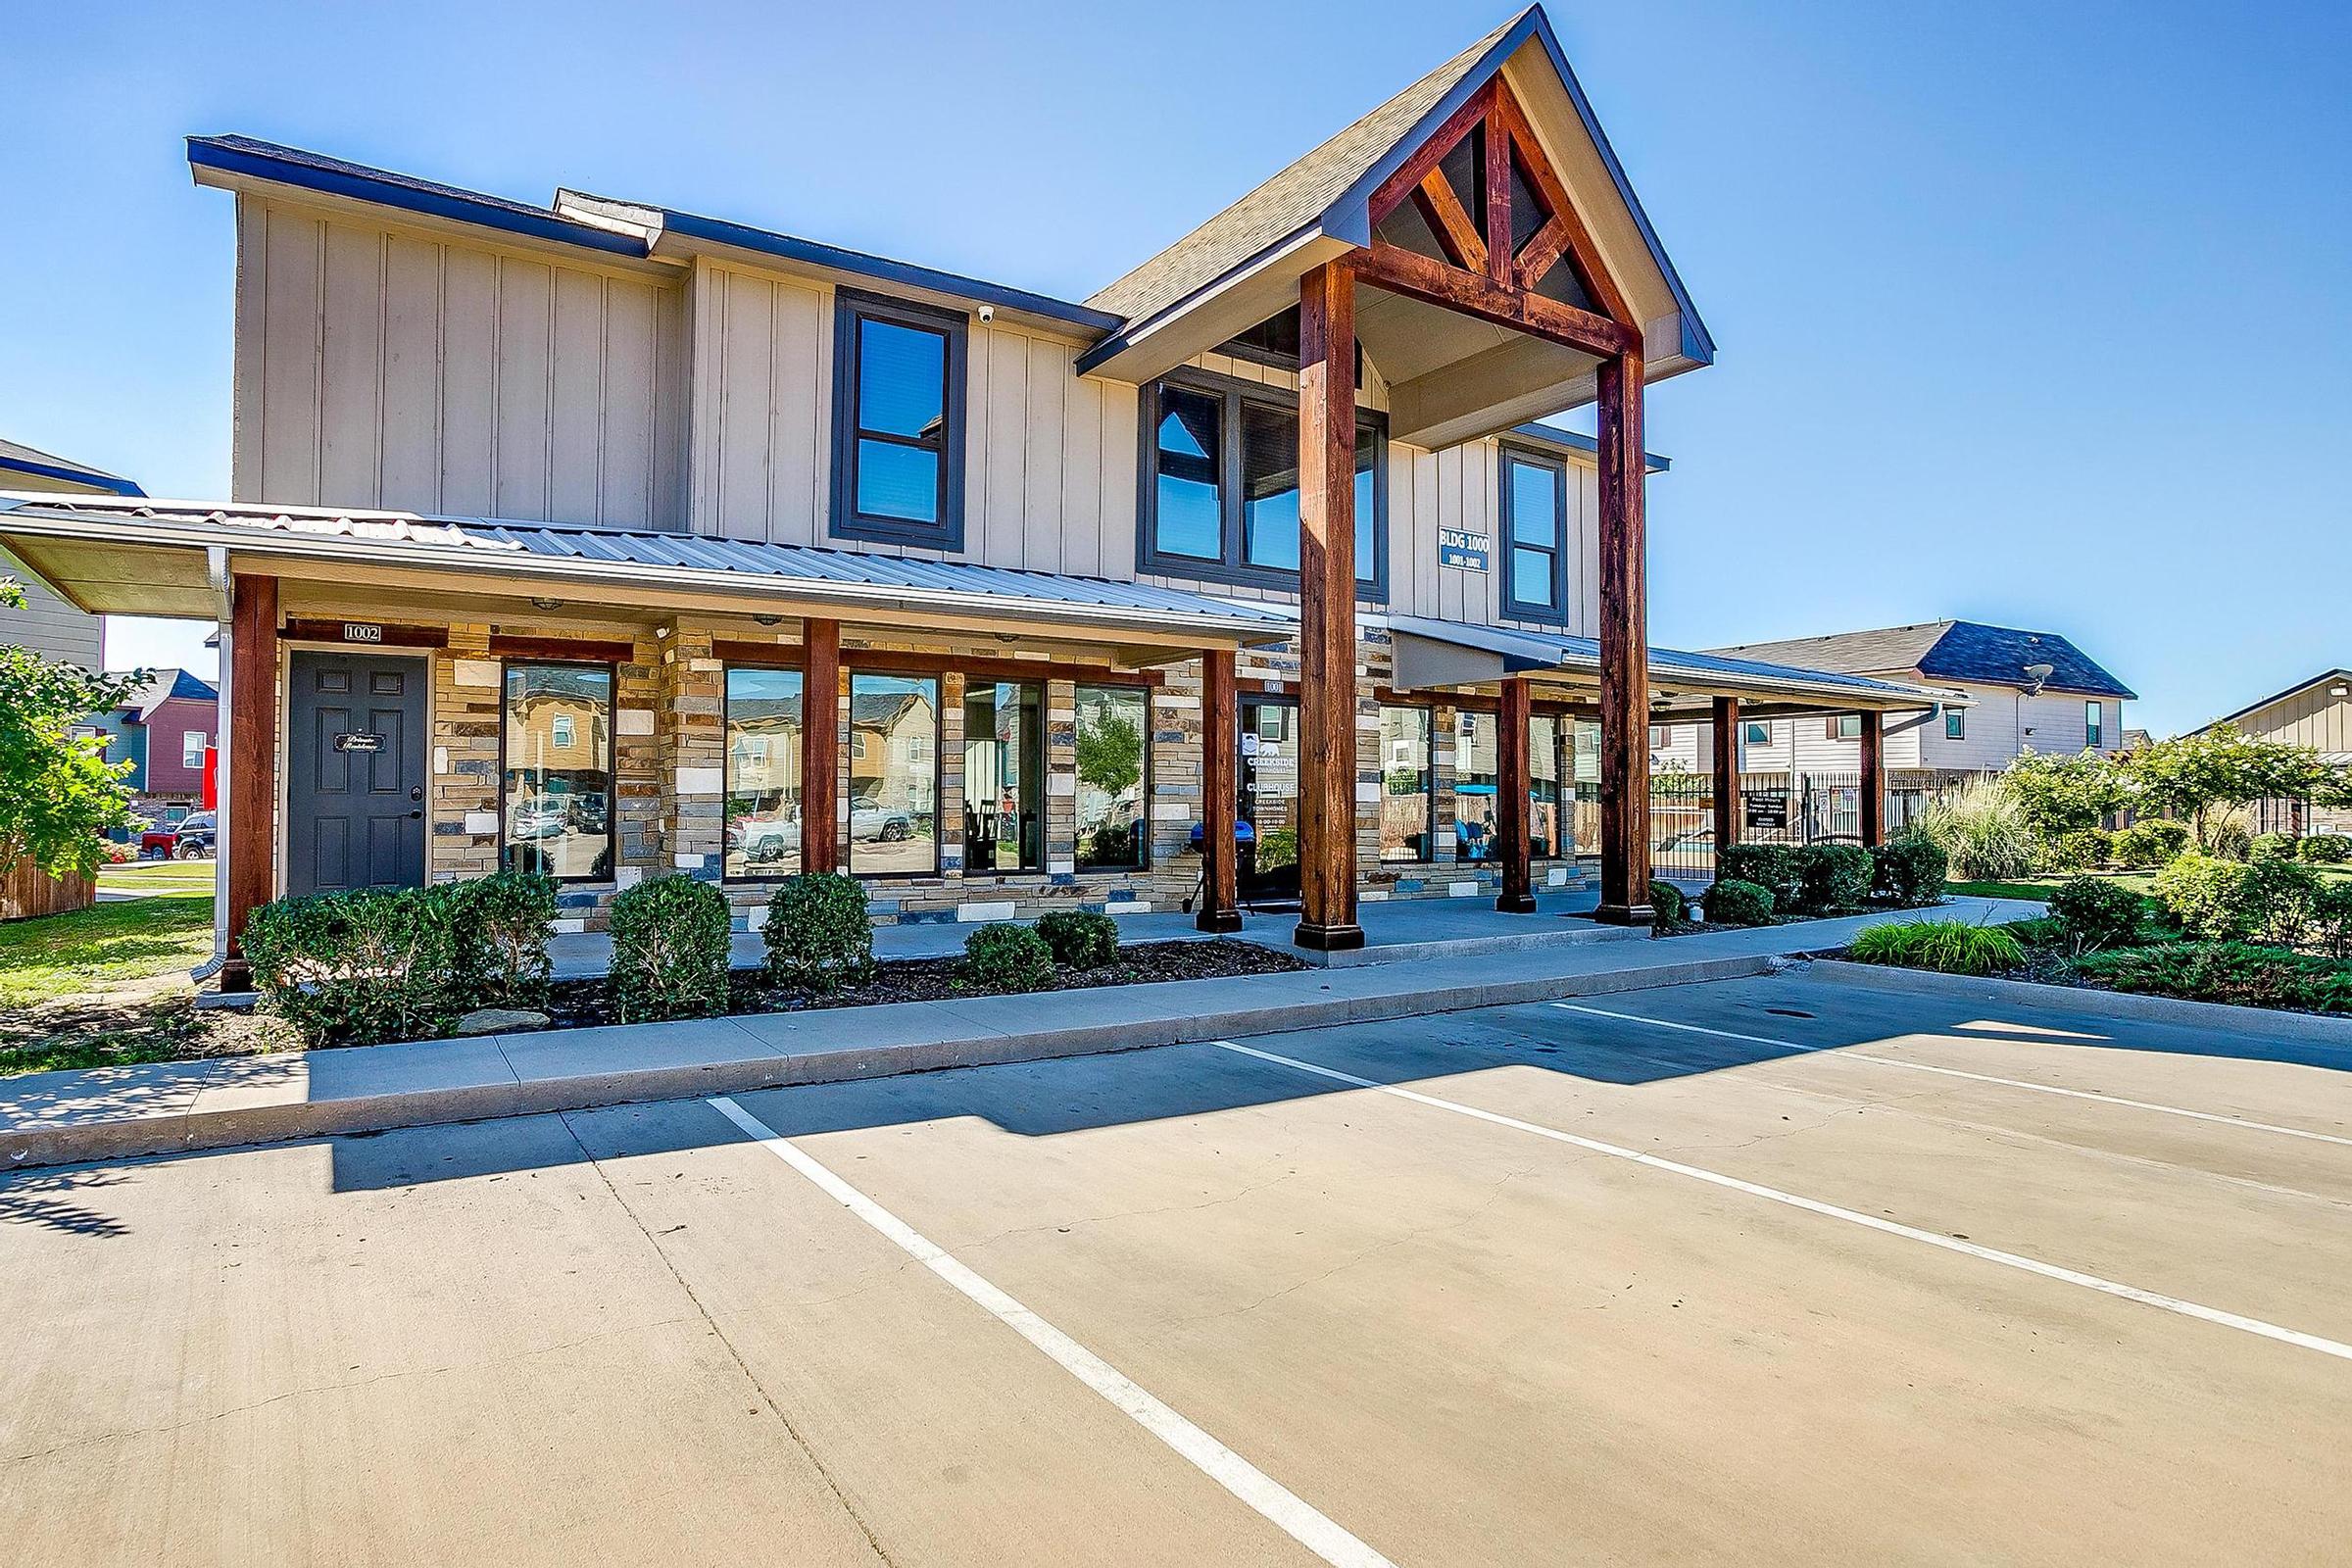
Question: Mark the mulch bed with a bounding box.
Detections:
[538,938,1310,1031]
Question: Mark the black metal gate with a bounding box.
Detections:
[1648,770,1867,880]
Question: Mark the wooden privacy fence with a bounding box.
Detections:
[0,856,96,921]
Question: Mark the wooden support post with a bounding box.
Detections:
[1494,676,1536,912]
[1294,263,1364,952]
[1198,649,1242,933]
[1593,350,1652,924]
[803,618,841,874]
[1860,710,1886,848]
[1711,696,1740,865]
[221,572,278,987]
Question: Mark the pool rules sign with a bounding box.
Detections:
[1439,526,1491,571]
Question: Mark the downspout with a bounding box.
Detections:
[201,547,232,973]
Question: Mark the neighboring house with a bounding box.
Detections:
[79,668,220,830]
[0,437,144,670]
[0,6,1953,960]
[2198,670,2352,836]
[1655,621,2134,778]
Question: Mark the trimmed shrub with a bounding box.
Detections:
[2246,857,2324,946]
[2250,833,2298,863]
[1036,909,1120,969]
[1788,843,1873,916]
[2112,819,2190,869]
[2041,827,2112,873]
[2046,875,2145,952]
[1916,778,2038,881]
[2153,854,2319,946]
[2074,943,2352,1014]
[244,886,463,1047]
[1648,879,1686,932]
[2310,882,2352,959]
[607,874,733,1023]
[2298,834,2352,865]
[446,869,558,1010]
[961,922,1054,993]
[1717,844,1798,904]
[1702,878,1775,927]
[1871,833,1948,906]
[1847,919,2024,976]
[763,871,874,994]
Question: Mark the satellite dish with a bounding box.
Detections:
[2022,662,2055,696]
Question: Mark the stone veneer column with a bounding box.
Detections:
[613,636,662,890]
[431,625,502,885]
[938,671,966,876]
[1044,679,1078,881]
[658,623,725,880]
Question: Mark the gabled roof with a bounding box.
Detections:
[110,667,218,720]
[1077,6,1713,379]
[1708,620,2136,700]
[2199,668,2352,734]
[0,438,144,497]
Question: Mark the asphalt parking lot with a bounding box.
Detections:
[5,969,2349,1566]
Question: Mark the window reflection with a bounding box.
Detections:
[849,673,939,875]
[724,667,804,878]
[502,662,613,882]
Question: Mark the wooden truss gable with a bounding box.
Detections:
[1358,78,1639,361]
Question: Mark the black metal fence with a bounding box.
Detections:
[1647,771,1869,880]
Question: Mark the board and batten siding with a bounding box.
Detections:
[234,196,689,527]
[2230,684,2352,758]
[683,258,1139,575]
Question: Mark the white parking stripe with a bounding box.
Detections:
[707,1096,1399,1568]
[1552,1003,2352,1149]
[1208,1042,2352,1365]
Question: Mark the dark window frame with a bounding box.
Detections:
[1073,680,1154,873]
[1136,368,1390,600]
[829,289,969,551]
[497,658,618,886]
[1944,708,1966,741]
[720,656,810,886]
[959,675,1050,876]
[844,665,948,881]
[1375,702,1438,866]
[2085,700,2104,749]
[1497,442,1572,626]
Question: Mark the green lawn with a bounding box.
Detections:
[0,893,217,1009]
[98,858,217,897]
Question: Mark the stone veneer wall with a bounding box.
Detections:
[392,612,1586,932]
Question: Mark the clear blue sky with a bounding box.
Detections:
[5,1,2345,737]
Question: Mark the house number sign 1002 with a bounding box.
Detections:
[342,622,384,644]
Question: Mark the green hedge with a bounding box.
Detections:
[961,922,1054,993]
[2111,819,2189,869]
[245,886,465,1047]
[1871,834,1947,906]
[1647,879,1686,931]
[1702,878,1774,927]
[608,874,733,1023]
[446,870,558,1010]
[2074,943,2352,1014]
[2298,834,2352,864]
[1788,843,1873,916]
[1036,909,1119,969]
[763,871,874,994]
[2153,853,2320,946]
[1717,844,1797,904]
[2046,875,2146,953]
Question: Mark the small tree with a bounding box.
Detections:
[2003,750,2127,847]
[2126,727,2351,849]
[0,578,148,877]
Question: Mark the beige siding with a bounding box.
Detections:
[238,199,687,527]
[2230,682,2352,757]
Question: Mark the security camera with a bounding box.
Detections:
[977,304,995,323]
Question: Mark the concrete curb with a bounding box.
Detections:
[1806,958,2352,1048]
[3,951,1781,1173]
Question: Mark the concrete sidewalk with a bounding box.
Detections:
[3,899,2039,1171]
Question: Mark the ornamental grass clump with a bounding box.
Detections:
[1846,919,2024,976]
[1915,778,2037,882]
[763,871,875,994]
[607,873,733,1023]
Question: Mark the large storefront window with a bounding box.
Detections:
[502,662,613,882]
[1453,709,1497,862]
[1531,714,1564,859]
[1075,684,1150,871]
[962,679,1044,873]
[1378,706,1433,863]
[849,672,939,875]
[723,666,804,879]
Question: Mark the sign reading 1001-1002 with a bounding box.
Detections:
[1439,527,1491,572]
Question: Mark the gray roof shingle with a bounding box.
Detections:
[1709,621,2134,700]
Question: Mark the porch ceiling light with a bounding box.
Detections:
[530,596,564,611]
[752,613,783,626]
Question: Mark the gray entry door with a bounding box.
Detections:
[286,651,428,897]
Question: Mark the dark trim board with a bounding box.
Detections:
[280,618,450,649]
[489,634,635,664]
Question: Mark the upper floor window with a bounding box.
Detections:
[2085,701,2104,749]
[831,292,967,550]
[180,730,209,768]
[1944,709,1966,741]
[1499,447,1570,623]
[1139,373,1385,595]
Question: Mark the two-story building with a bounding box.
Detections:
[1655,621,2133,778]
[78,667,220,832]
[0,437,143,671]
[2198,670,2352,837]
[0,7,1943,976]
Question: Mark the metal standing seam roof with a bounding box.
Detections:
[1383,614,1953,705]
[0,495,1298,634]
